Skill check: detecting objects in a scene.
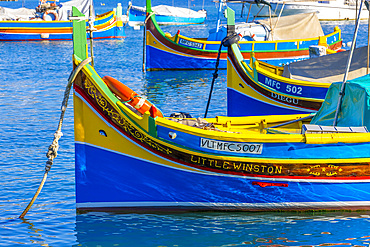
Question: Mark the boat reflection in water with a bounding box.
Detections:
[75,212,370,246]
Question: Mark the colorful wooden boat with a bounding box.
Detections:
[144,0,342,71]
[226,18,368,116]
[72,7,370,212]
[0,0,125,41]
[127,2,206,26]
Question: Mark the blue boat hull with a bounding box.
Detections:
[227,87,314,116]
[75,142,370,211]
[146,45,307,70]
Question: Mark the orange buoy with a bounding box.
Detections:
[43,10,59,21]
[102,76,163,118]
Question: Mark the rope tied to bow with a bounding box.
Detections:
[45,130,63,172]
[19,57,91,219]
[144,11,156,24]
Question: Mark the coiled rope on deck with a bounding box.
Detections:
[19,57,92,218]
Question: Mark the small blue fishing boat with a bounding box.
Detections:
[0,0,125,41]
[71,7,370,212]
[127,1,206,26]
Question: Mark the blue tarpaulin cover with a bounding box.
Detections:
[311,74,370,129]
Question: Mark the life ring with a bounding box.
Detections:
[102,76,163,118]
[43,10,58,21]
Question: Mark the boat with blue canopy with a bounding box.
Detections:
[70,6,370,212]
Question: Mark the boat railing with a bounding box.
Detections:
[168,26,341,53]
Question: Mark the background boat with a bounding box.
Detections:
[249,0,368,21]
[145,0,342,70]
[127,0,207,26]
[227,41,368,116]
[0,0,125,41]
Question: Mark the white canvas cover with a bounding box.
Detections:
[0,7,36,21]
[58,0,94,21]
[257,12,324,40]
[282,46,368,83]
[132,5,206,18]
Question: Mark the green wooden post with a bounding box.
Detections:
[72,6,87,60]
[146,0,152,14]
[226,7,235,35]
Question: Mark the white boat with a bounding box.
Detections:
[249,0,368,20]
[127,1,207,26]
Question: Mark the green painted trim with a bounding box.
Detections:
[146,0,152,13]
[148,116,157,137]
[226,7,235,26]
[231,43,244,61]
[116,104,150,134]
[72,7,87,60]
[149,10,167,38]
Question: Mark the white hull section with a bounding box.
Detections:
[250,1,368,20]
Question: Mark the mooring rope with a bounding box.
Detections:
[203,42,223,119]
[19,57,92,219]
[204,33,240,118]
[144,12,156,24]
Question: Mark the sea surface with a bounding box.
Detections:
[1,0,370,246]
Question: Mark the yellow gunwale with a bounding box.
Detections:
[173,29,341,49]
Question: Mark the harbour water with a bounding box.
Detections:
[1,0,370,246]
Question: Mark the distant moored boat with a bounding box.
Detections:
[0,0,125,41]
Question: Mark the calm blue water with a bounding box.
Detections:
[1,0,370,246]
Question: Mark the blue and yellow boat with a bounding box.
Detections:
[72,7,370,212]
[0,0,125,41]
[226,18,368,116]
[144,0,342,70]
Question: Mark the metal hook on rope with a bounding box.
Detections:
[19,57,92,219]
